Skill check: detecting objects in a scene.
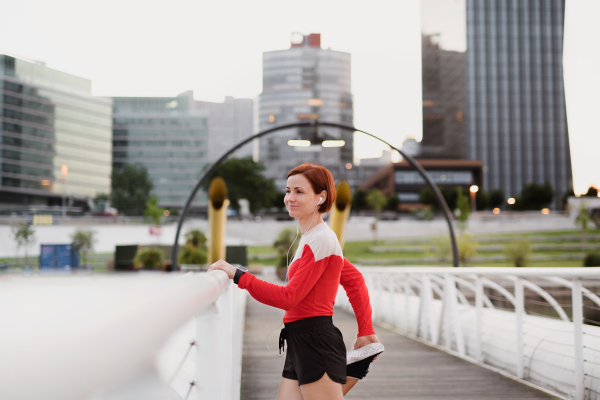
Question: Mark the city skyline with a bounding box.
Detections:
[1,0,597,195]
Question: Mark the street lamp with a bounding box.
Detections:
[61,165,68,218]
[470,185,479,213]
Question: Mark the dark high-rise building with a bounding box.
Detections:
[420,0,468,160]
[258,33,353,187]
[466,0,572,209]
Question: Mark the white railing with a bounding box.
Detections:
[336,267,600,400]
[0,271,247,400]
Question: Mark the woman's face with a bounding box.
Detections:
[285,174,324,218]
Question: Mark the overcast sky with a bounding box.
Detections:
[1,0,597,195]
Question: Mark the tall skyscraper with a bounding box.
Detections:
[0,54,112,212]
[420,0,467,159]
[112,92,253,208]
[466,0,572,208]
[258,33,353,186]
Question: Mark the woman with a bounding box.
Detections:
[209,162,382,399]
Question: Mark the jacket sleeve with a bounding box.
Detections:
[238,244,328,311]
[340,258,375,337]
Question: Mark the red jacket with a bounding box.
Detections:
[238,222,375,337]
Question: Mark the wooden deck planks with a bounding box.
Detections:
[240,273,558,400]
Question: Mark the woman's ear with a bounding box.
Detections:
[320,191,327,203]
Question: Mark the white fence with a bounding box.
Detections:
[0,271,247,400]
[336,267,600,400]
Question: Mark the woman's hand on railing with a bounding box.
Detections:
[208,260,236,279]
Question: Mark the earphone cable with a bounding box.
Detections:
[266,198,321,357]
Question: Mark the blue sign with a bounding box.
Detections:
[39,244,80,270]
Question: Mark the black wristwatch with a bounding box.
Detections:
[234,266,247,285]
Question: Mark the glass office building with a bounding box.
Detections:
[420,0,468,159]
[466,0,572,208]
[112,93,210,208]
[0,55,112,212]
[258,33,354,186]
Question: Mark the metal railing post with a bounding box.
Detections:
[403,275,410,335]
[195,303,221,399]
[515,277,525,379]
[388,278,395,327]
[475,275,484,362]
[217,281,234,400]
[572,278,584,400]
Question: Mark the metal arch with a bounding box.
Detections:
[171,120,460,270]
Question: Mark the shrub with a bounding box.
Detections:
[430,235,452,265]
[458,234,478,266]
[133,248,164,270]
[583,252,600,267]
[178,245,208,265]
[504,241,532,268]
[184,229,207,250]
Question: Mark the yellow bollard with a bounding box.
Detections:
[208,177,229,264]
[328,180,352,249]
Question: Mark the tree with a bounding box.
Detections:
[71,229,96,268]
[366,189,387,244]
[455,188,470,232]
[365,189,387,214]
[111,165,153,216]
[562,188,576,209]
[488,189,505,209]
[419,187,437,210]
[273,227,300,281]
[475,190,489,211]
[144,196,165,226]
[11,222,36,267]
[576,203,590,245]
[519,182,554,210]
[203,157,278,213]
[386,194,400,211]
[352,188,368,211]
[584,186,599,197]
[95,192,110,201]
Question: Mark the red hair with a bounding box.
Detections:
[287,163,336,213]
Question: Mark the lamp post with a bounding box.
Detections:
[470,185,479,213]
[61,165,68,218]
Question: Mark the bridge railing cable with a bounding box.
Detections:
[335,266,600,400]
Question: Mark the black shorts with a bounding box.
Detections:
[281,316,347,386]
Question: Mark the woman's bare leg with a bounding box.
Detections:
[342,377,359,396]
[277,377,303,400]
[300,373,344,400]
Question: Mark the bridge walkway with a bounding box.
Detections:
[240,271,558,400]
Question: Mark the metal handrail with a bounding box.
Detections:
[336,266,600,400]
[0,271,242,400]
